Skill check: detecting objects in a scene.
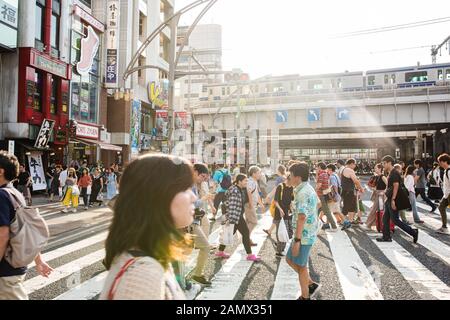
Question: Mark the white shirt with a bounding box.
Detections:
[443,169,450,198]
[247,177,260,208]
[59,169,68,187]
[405,175,415,193]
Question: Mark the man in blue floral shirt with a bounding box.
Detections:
[286,162,322,300]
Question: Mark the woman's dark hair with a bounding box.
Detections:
[0,151,19,181]
[327,164,336,172]
[405,165,415,177]
[104,154,194,270]
[234,173,247,185]
[346,158,356,165]
[289,162,309,182]
[82,168,89,176]
[414,159,422,167]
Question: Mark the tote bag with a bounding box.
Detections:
[277,219,289,243]
[219,223,235,246]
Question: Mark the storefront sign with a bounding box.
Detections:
[105,0,120,88]
[131,100,141,157]
[33,54,67,78]
[73,5,105,33]
[76,122,99,140]
[0,0,17,28]
[148,80,169,109]
[27,152,47,191]
[155,110,169,140]
[35,119,55,149]
[76,26,99,75]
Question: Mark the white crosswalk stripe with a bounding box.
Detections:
[21,208,450,300]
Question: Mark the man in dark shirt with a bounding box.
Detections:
[16,164,32,206]
[0,151,53,299]
[377,155,419,243]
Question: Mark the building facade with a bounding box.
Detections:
[0,0,175,180]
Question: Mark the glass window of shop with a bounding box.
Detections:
[33,70,44,112]
[70,18,101,124]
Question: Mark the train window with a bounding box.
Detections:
[308,80,323,90]
[202,86,207,93]
[368,76,375,85]
[438,69,444,80]
[405,71,428,82]
[391,74,396,84]
[227,87,231,95]
[446,69,450,80]
[209,89,213,95]
[222,87,225,95]
[384,74,389,84]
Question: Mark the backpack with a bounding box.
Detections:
[2,187,49,268]
[330,174,342,198]
[219,170,232,190]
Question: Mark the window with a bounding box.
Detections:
[405,71,428,82]
[255,85,259,93]
[202,86,207,93]
[438,69,444,80]
[33,71,43,112]
[222,87,225,95]
[446,69,450,80]
[337,79,342,88]
[384,74,389,84]
[35,2,44,42]
[227,87,230,95]
[290,82,294,91]
[50,77,57,114]
[368,76,375,85]
[209,89,213,95]
[308,80,323,90]
[51,14,59,49]
[391,74,396,84]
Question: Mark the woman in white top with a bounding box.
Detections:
[100,154,197,300]
[404,165,424,224]
[427,162,443,202]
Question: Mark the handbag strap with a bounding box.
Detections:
[107,257,141,300]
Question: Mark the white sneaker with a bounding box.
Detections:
[436,227,450,235]
[72,208,77,213]
[61,208,69,213]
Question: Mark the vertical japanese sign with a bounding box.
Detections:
[130,100,141,158]
[0,0,18,28]
[27,152,47,191]
[35,119,56,149]
[105,0,120,87]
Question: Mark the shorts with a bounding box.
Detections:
[342,190,357,215]
[328,201,341,213]
[286,243,312,267]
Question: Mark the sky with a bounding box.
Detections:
[176,0,450,79]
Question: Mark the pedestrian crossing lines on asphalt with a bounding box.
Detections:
[196,215,272,300]
[22,211,450,300]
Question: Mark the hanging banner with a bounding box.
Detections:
[175,112,189,130]
[27,152,47,191]
[148,79,169,109]
[34,119,55,149]
[155,110,169,140]
[130,100,141,157]
[105,0,120,87]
